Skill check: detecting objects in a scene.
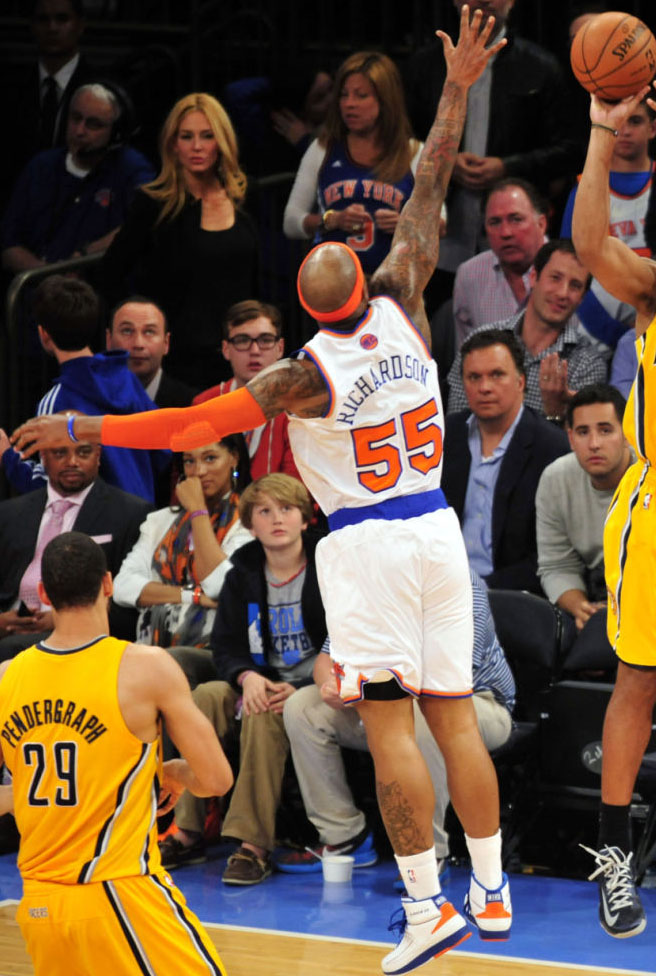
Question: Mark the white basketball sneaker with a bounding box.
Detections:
[382,893,470,975]
[463,872,512,940]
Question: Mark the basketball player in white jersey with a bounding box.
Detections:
[13,9,512,972]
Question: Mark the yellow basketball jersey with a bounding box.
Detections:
[623,318,656,465]
[0,636,162,884]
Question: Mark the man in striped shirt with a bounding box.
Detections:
[452,179,548,348]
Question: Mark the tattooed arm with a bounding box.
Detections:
[11,358,328,456]
[248,357,329,419]
[371,6,506,346]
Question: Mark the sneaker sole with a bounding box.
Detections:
[473,926,512,942]
[463,899,511,941]
[222,869,273,886]
[382,927,471,975]
[600,916,647,939]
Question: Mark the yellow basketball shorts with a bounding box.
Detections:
[16,871,226,976]
[604,462,656,667]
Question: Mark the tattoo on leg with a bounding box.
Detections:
[376,779,428,855]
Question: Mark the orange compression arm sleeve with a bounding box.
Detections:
[100,386,268,451]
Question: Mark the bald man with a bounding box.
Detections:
[13,10,511,973]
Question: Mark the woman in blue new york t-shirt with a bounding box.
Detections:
[283,51,426,275]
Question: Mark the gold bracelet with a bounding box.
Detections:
[322,209,336,231]
[591,122,618,137]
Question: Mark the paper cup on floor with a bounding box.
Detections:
[322,854,354,883]
[322,879,354,904]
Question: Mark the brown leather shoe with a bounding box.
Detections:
[222,846,272,885]
[159,835,206,870]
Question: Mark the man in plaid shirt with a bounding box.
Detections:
[447,239,608,422]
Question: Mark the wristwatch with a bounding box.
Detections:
[181,584,203,605]
[322,209,336,232]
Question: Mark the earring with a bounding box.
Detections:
[231,467,239,491]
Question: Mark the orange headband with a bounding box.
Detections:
[297,242,365,324]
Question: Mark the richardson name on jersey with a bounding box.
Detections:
[336,354,430,426]
[1,699,108,748]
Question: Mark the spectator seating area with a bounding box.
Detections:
[1,0,655,890]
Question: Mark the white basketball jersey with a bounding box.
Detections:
[288,296,444,516]
[583,167,654,347]
[608,168,653,256]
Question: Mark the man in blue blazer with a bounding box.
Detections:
[441,328,569,594]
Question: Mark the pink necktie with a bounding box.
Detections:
[19,499,75,610]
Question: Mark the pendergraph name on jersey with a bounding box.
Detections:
[1,698,108,749]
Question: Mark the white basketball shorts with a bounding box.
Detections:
[316,506,473,702]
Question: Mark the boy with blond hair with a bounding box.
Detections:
[160,474,327,885]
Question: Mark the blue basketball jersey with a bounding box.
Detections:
[316,142,416,274]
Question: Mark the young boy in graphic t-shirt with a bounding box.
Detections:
[159,473,327,885]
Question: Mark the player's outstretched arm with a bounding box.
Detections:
[11,358,329,457]
[371,5,505,333]
[573,87,656,333]
[11,389,269,457]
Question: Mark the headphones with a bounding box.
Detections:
[75,78,138,148]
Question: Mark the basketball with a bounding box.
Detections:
[570,11,656,102]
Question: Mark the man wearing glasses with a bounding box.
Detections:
[1,83,153,274]
[193,300,301,481]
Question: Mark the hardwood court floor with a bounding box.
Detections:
[0,908,649,976]
[2,854,656,976]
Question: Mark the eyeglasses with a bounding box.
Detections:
[225,333,279,351]
[68,110,112,131]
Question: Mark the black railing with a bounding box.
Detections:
[1,173,310,434]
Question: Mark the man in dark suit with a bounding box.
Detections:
[441,328,569,594]
[106,297,197,408]
[404,0,578,275]
[2,0,94,212]
[0,438,151,659]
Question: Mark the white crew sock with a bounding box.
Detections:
[465,829,503,889]
[395,847,440,902]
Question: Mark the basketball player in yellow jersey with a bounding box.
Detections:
[572,85,656,940]
[0,531,233,975]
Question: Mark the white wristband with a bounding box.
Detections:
[181,588,193,605]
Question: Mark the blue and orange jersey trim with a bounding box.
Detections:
[318,304,374,339]
[297,347,335,418]
[420,687,473,700]
[335,664,473,703]
[317,296,431,361]
[341,669,421,704]
[383,295,432,360]
[608,161,654,200]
